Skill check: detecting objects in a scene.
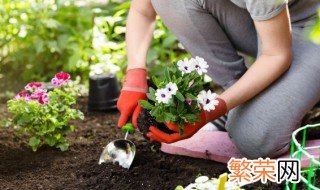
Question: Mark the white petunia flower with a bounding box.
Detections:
[197,90,219,111]
[197,90,207,105]
[165,82,178,96]
[196,182,216,190]
[192,56,209,75]
[155,88,171,104]
[177,58,195,74]
[184,183,197,190]
[195,176,209,183]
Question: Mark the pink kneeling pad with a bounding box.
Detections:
[161,130,320,168]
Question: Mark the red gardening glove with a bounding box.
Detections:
[146,98,227,143]
[117,68,148,128]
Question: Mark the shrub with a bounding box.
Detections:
[6,72,84,151]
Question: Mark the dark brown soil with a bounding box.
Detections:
[0,97,319,190]
[137,108,175,139]
[0,98,228,190]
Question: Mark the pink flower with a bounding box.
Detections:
[55,72,71,81]
[30,89,49,104]
[51,72,70,87]
[25,82,43,91]
[30,89,45,99]
[186,98,192,105]
[14,91,31,101]
[38,93,49,104]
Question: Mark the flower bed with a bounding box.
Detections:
[1,97,319,189]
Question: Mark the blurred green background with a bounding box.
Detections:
[0,0,319,96]
[0,0,188,95]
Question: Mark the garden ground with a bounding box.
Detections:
[0,97,319,190]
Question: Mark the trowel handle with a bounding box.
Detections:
[121,123,135,134]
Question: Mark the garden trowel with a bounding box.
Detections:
[98,123,136,169]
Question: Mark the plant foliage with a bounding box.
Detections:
[6,73,84,151]
[139,58,207,133]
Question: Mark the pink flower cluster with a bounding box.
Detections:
[51,72,70,87]
[30,89,49,104]
[15,91,31,101]
[24,82,43,91]
[15,84,49,104]
[14,72,71,104]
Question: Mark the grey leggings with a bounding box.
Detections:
[151,0,320,158]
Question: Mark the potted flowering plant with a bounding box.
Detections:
[138,57,219,135]
[6,72,84,151]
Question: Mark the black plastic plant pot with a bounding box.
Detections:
[88,73,120,111]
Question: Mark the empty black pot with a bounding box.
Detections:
[88,73,120,111]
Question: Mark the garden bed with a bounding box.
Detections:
[0,97,319,190]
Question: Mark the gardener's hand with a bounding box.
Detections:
[146,98,227,143]
[117,68,148,128]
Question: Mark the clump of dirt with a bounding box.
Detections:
[137,108,175,139]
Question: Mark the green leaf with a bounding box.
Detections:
[186,93,197,100]
[164,112,177,122]
[147,48,158,63]
[178,121,185,135]
[150,106,160,116]
[49,117,58,124]
[0,120,11,127]
[35,40,44,54]
[29,137,41,151]
[177,100,185,113]
[156,113,165,123]
[66,51,80,70]
[165,67,171,82]
[147,88,156,102]
[152,76,161,87]
[175,91,185,102]
[175,185,184,190]
[149,87,156,94]
[45,19,60,28]
[183,114,200,122]
[17,114,32,125]
[45,136,57,146]
[69,125,75,132]
[58,143,69,151]
[122,123,135,134]
[77,111,85,120]
[163,34,177,47]
[139,100,154,110]
[55,134,62,140]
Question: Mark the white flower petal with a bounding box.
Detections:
[177,58,195,74]
[197,90,207,105]
[192,56,209,75]
[185,183,197,190]
[165,82,178,96]
[197,90,219,111]
[195,176,209,183]
[155,88,171,104]
[196,182,215,190]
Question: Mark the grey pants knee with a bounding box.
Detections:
[151,0,320,158]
